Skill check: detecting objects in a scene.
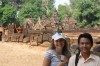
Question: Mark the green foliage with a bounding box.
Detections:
[70,0,77,10]
[17,0,55,25]
[58,4,72,20]
[42,0,55,18]
[18,0,42,25]
[72,9,81,19]
[72,0,100,27]
[1,0,99,28]
[0,0,55,26]
[0,4,16,26]
[47,0,55,17]
[77,19,87,28]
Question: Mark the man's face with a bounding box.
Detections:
[78,38,92,54]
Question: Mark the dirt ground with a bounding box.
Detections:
[0,42,49,66]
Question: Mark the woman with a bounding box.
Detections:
[68,33,100,66]
[42,32,71,66]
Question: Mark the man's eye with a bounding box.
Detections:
[80,43,90,45]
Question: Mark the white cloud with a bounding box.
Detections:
[54,0,70,9]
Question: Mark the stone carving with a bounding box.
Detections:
[25,18,34,29]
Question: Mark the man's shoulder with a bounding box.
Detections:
[90,53,100,62]
[69,55,76,60]
[92,53,100,59]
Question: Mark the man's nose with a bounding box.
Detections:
[83,44,87,47]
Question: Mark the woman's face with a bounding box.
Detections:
[78,38,92,54]
[54,38,65,49]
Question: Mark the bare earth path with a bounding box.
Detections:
[0,42,48,66]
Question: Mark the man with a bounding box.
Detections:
[68,33,100,66]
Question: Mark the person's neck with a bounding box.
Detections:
[56,48,62,54]
[81,52,91,60]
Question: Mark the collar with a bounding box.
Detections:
[79,52,96,60]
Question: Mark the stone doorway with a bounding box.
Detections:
[0,32,2,41]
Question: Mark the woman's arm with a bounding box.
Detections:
[42,57,51,66]
[61,55,69,64]
[57,62,65,66]
[57,55,69,66]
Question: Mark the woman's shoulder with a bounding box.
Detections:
[44,49,56,59]
[45,49,56,55]
[46,49,55,53]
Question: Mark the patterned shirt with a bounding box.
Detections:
[44,49,71,66]
[68,53,100,66]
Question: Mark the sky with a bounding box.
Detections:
[54,0,70,9]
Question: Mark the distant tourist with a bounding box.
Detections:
[68,33,100,66]
[42,32,71,66]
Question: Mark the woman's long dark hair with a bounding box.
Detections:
[50,39,69,55]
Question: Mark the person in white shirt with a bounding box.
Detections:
[68,33,100,66]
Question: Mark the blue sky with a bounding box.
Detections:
[54,0,70,9]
